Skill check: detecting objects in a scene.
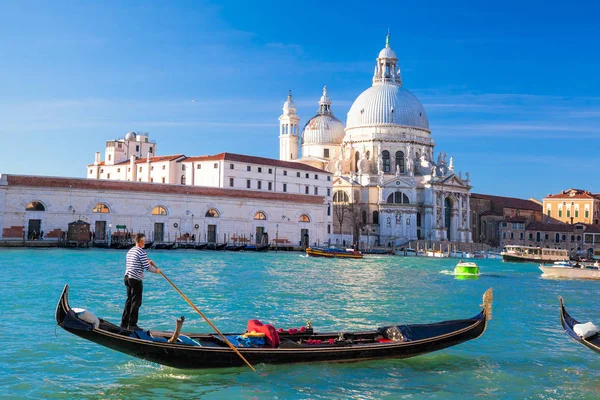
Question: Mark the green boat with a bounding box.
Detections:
[454,262,480,278]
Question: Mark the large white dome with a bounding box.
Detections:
[302,114,345,145]
[346,83,429,131]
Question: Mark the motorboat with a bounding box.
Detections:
[540,260,600,280]
[454,261,480,280]
[306,247,363,259]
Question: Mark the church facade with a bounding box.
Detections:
[280,35,473,246]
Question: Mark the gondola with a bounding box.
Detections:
[143,241,154,250]
[55,285,492,369]
[224,244,247,252]
[245,244,270,252]
[194,243,208,250]
[153,243,175,250]
[559,296,600,354]
[206,243,227,251]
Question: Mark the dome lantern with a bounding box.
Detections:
[282,89,297,115]
[373,33,402,86]
[318,85,332,115]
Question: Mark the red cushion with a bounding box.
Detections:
[247,319,280,348]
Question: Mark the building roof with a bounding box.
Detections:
[526,221,586,233]
[471,193,542,212]
[545,188,597,200]
[88,154,185,167]
[504,216,528,223]
[183,153,330,174]
[3,175,326,205]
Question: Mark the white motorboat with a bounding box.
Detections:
[539,260,600,280]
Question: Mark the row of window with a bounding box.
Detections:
[502,230,585,243]
[331,191,411,204]
[548,209,590,218]
[26,201,311,222]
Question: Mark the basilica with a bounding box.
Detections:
[281,35,473,246]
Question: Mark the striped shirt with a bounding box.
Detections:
[125,246,157,280]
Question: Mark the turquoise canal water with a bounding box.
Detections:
[2,249,600,399]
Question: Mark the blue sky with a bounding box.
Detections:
[0,0,599,200]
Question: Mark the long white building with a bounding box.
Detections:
[0,174,331,247]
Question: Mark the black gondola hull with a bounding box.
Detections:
[57,285,491,369]
[559,297,600,355]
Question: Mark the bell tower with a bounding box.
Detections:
[279,90,300,161]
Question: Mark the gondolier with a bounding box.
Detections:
[121,233,161,331]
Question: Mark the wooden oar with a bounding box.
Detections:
[157,269,256,372]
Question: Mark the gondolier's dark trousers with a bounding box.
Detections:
[121,276,143,328]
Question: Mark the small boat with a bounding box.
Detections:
[56,285,492,369]
[244,244,270,252]
[143,241,154,250]
[224,244,247,252]
[194,243,208,250]
[153,243,176,250]
[206,243,227,251]
[454,261,480,278]
[539,261,600,280]
[559,296,600,355]
[306,247,363,259]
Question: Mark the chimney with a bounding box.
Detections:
[94,152,101,165]
[130,155,137,182]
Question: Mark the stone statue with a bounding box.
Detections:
[449,156,454,171]
[406,154,413,175]
[431,165,437,177]
[395,164,400,176]
[466,172,470,181]
[378,170,384,186]
[335,160,342,176]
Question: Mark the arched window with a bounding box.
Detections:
[386,191,410,204]
[205,209,219,218]
[395,151,405,174]
[152,206,168,216]
[382,151,390,173]
[298,214,310,222]
[354,151,360,172]
[92,203,110,213]
[536,232,541,242]
[555,233,560,243]
[181,175,186,185]
[502,232,506,239]
[372,211,379,224]
[333,191,349,203]
[362,210,367,224]
[254,211,267,220]
[26,201,45,211]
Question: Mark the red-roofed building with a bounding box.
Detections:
[470,193,543,247]
[498,221,600,257]
[543,189,600,225]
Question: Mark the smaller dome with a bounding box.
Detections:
[125,132,136,141]
[302,114,345,146]
[283,90,296,111]
[378,46,397,59]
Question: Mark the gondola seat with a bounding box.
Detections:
[247,319,280,348]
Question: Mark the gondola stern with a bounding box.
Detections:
[481,288,493,322]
